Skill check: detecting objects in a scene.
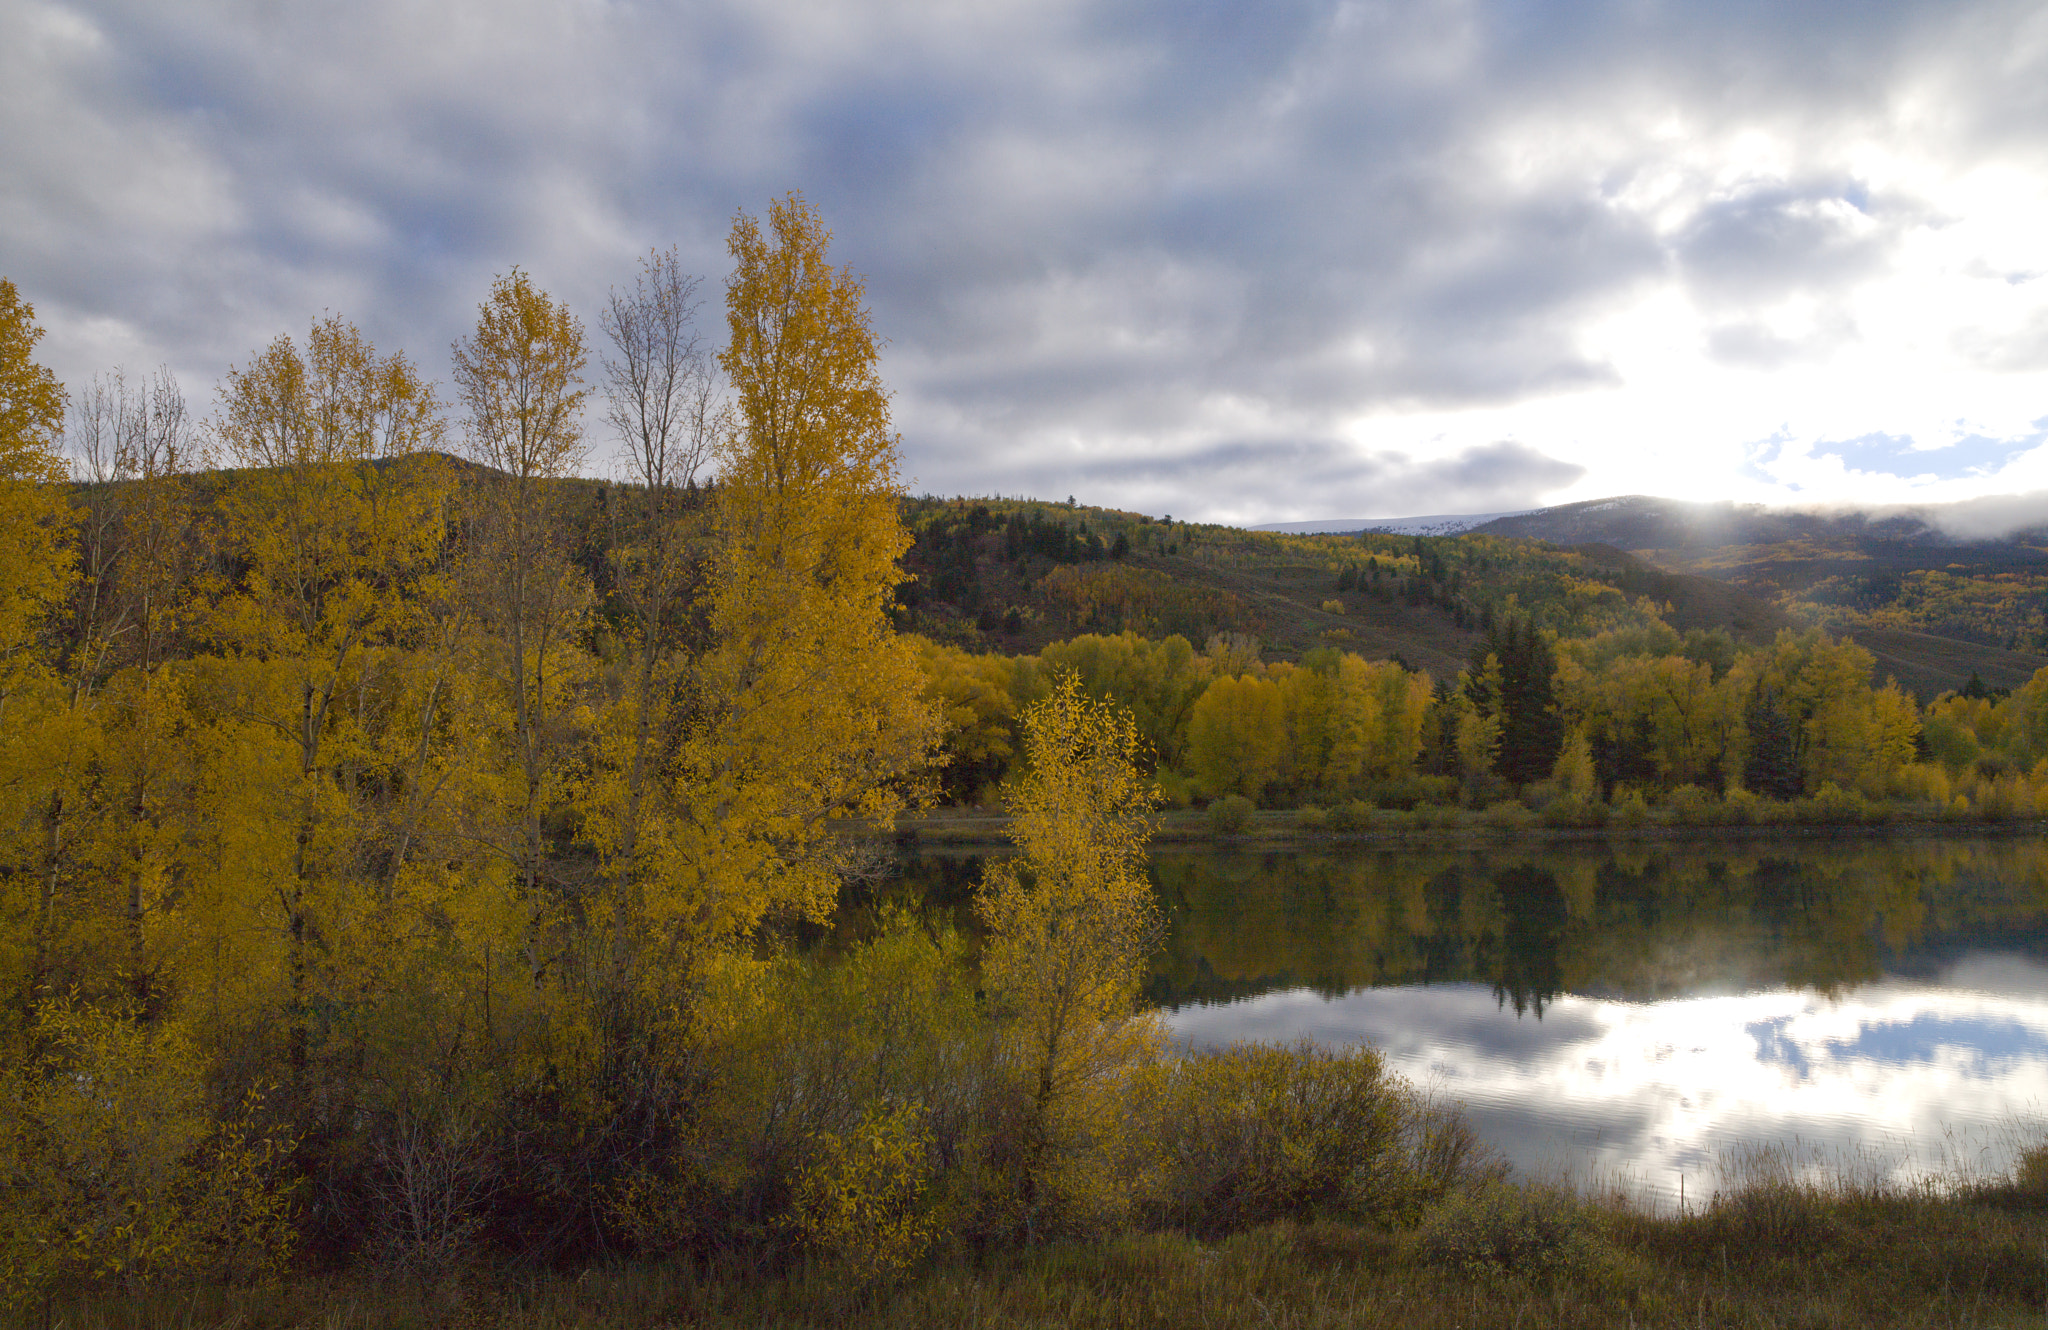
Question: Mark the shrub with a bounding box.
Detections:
[1207,795,1254,835]
[1720,786,1759,824]
[0,1001,297,1310]
[1133,1041,1478,1235]
[1320,599,1345,615]
[1609,789,1650,829]
[787,1101,937,1286]
[1664,784,1715,824]
[1327,800,1371,834]
[1540,796,1605,828]
[1413,1178,1610,1282]
[1481,800,1535,834]
[1295,805,1328,830]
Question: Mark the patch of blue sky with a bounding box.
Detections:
[1814,430,2044,482]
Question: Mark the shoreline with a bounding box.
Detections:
[891,806,2048,849]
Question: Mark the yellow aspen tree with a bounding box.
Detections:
[202,314,448,1094]
[647,195,940,956]
[584,249,718,994]
[0,280,71,688]
[0,281,77,1027]
[976,674,1162,1222]
[1271,658,1335,796]
[450,269,594,921]
[915,637,1020,803]
[1325,655,1432,791]
[1453,656,1504,781]
[1185,674,1286,800]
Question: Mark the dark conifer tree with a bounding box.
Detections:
[1744,686,1804,799]
[1471,616,1563,786]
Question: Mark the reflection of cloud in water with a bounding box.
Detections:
[1164,955,2048,1208]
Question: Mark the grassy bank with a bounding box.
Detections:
[32,1153,2048,1330]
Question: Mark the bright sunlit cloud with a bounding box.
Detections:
[1168,958,2048,1208]
[4,0,2048,522]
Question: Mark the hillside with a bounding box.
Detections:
[895,493,2048,699]
[1456,496,2048,695]
[890,497,1792,683]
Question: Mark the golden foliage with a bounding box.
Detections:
[646,193,940,948]
[0,1001,294,1308]
[978,675,1163,1225]
[788,1100,937,1284]
[0,279,74,693]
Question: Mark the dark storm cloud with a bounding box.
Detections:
[4,0,2044,517]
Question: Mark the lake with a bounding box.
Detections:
[902,835,2048,1211]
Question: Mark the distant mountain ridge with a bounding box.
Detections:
[1251,509,1537,537]
[1260,493,2048,550]
[1466,495,1946,549]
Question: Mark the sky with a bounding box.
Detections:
[7,0,2048,526]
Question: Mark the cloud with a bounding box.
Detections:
[1167,966,2048,1207]
[914,436,1585,525]
[5,0,2048,520]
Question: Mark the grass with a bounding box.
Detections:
[33,1143,2048,1330]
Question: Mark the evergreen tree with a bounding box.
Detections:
[1468,616,1562,786]
[1744,685,1804,799]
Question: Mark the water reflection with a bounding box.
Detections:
[1146,838,2048,1208]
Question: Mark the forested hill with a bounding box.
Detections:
[1457,495,2048,693]
[887,495,2042,698]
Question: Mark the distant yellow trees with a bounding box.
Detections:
[913,622,1945,810]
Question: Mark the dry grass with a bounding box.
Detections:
[32,1138,2048,1330]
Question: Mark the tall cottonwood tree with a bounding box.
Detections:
[586,249,718,993]
[450,271,593,925]
[0,280,76,1025]
[654,195,941,950]
[202,315,449,1094]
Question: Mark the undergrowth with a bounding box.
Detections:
[28,1138,2048,1329]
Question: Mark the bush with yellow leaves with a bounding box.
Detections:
[1132,1039,1490,1236]
[0,1000,296,1309]
[787,1100,937,1284]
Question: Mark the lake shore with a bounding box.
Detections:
[895,804,2048,848]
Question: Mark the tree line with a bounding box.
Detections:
[917,609,2048,819]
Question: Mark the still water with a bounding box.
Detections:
[907,836,2048,1209]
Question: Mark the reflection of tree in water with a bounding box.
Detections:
[1131,839,2048,1009]
[1481,865,1568,1018]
